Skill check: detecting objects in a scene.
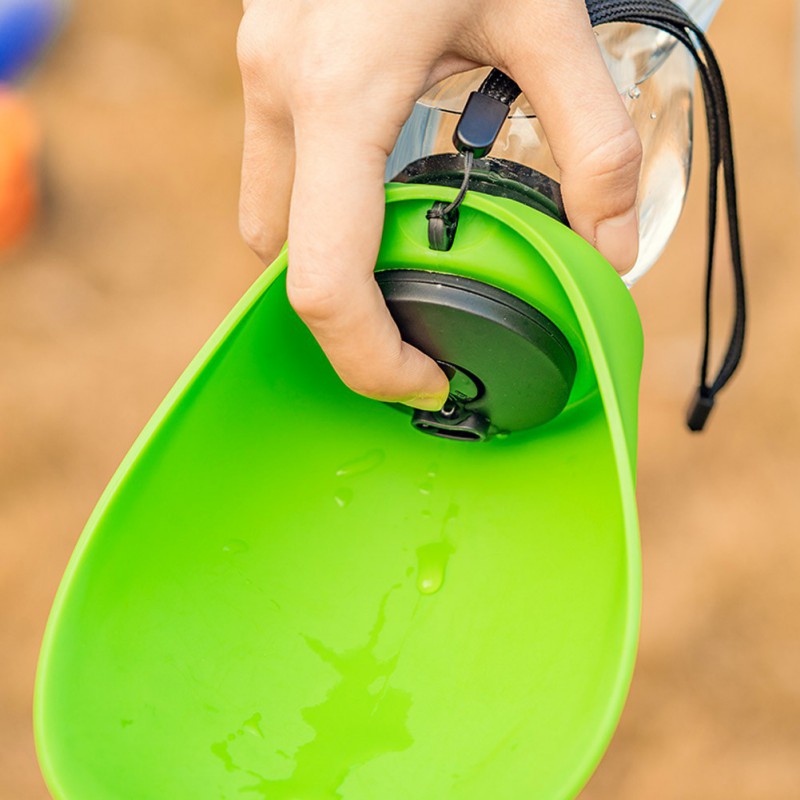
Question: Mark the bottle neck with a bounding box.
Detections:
[391,154,566,224]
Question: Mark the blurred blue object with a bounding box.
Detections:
[0,0,67,82]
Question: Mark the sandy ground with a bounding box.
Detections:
[2,1,800,798]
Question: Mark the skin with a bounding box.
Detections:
[237,0,642,411]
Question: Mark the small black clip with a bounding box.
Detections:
[426,202,460,251]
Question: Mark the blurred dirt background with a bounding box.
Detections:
[1,0,799,798]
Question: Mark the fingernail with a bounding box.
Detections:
[402,392,449,412]
[594,207,639,273]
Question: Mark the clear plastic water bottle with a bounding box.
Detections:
[386,0,724,285]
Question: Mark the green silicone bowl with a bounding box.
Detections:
[35,184,643,800]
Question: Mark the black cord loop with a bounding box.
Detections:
[426,151,474,251]
[450,0,745,431]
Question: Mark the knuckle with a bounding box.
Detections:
[289,26,366,109]
[578,125,643,186]
[236,22,259,72]
[236,9,280,77]
[385,340,414,375]
[236,38,262,82]
[286,271,342,324]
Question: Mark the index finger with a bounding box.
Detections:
[286,120,449,410]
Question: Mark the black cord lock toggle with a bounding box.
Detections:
[687,387,715,432]
[453,91,511,158]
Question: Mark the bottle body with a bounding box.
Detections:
[386,1,723,285]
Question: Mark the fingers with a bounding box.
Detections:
[287,123,449,410]
[238,3,449,410]
[237,0,640,417]
[495,1,643,273]
[239,104,295,262]
[237,8,295,262]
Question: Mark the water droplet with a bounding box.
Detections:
[418,481,433,496]
[416,541,454,595]
[242,712,265,738]
[211,741,237,773]
[336,449,385,478]
[627,86,641,100]
[222,539,248,555]
[251,588,413,796]
[334,488,353,508]
[650,111,658,120]
[444,502,459,525]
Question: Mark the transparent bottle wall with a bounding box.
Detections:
[386,0,723,285]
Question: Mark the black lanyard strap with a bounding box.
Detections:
[452,0,745,432]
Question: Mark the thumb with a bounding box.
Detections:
[497,1,643,273]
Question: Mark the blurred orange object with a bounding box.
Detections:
[0,86,39,250]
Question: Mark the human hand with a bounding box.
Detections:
[237,0,642,410]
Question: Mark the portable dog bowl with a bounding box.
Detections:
[35,181,643,800]
[35,1,750,795]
